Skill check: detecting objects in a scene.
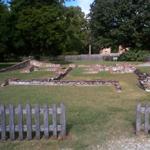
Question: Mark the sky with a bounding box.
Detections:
[3,0,94,15]
[65,0,94,15]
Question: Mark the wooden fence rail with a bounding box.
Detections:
[136,103,150,134]
[0,103,66,140]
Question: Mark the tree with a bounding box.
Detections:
[0,0,10,61]
[9,0,66,56]
[0,0,88,60]
[90,0,150,52]
[9,0,87,56]
[63,6,88,54]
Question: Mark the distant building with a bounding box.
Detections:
[100,47,111,55]
[100,45,129,55]
[118,45,129,54]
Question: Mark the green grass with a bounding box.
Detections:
[0,61,150,150]
[0,71,55,85]
[71,60,141,65]
[137,66,150,73]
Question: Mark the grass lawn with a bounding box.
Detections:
[0,71,55,85]
[0,61,150,150]
[71,60,141,65]
[137,66,150,73]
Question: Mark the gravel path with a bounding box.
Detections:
[89,136,150,150]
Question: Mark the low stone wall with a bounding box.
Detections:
[0,59,61,73]
[79,64,136,74]
[20,60,61,73]
[4,79,121,92]
[0,59,31,73]
[20,65,35,73]
[30,60,60,68]
[52,67,73,80]
[1,67,73,87]
[134,69,150,92]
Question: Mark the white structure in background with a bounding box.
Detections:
[100,45,129,56]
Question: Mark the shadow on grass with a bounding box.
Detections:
[66,123,73,136]
[1,130,70,140]
[132,121,136,134]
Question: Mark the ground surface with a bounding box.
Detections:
[0,60,150,150]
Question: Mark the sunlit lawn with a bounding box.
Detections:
[0,60,150,150]
[137,66,150,73]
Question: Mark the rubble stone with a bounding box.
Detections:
[6,78,122,92]
[80,63,136,74]
[134,69,150,92]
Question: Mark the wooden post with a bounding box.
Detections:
[52,104,57,138]
[89,44,91,55]
[0,105,6,140]
[136,103,142,134]
[35,105,40,139]
[60,103,66,138]
[26,104,32,140]
[9,104,15,140]
[18,104,23,140]
[43,105,49,138]
[145,104,149,134]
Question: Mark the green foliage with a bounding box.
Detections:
[0,1,10,60]
[14,5,66,56]
[9,0,67,56]
[90,0,150,51]
[0,0,88,60]
[118,49,150,61]
[63,7,88,54]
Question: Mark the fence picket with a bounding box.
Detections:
[26,104,32,140]
[9,104,15,140]
[136,103,142,134]
[145,104,149,134]
[35,105,40,139]
[60,103,66,138]
[0,105,6,140]
[18,104,23,140]
[52,104,57,138]
[43,105,49,138]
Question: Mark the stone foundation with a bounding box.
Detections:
[20,65,35,73]
[20,60,61,73]
[0,60,123,92]
[30,60,60,68]
[134,69,150,92]
[7,79,122,92]
[52,67,73,80]
[80,64,136,74]
[0,59,61,73]
[0,59,31,73]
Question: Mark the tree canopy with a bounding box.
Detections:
[0,0,88,60]
[0,0,10,60]
[90,0,150,52]
[0,0,150,61]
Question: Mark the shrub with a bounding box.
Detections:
[118,49,150,61]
